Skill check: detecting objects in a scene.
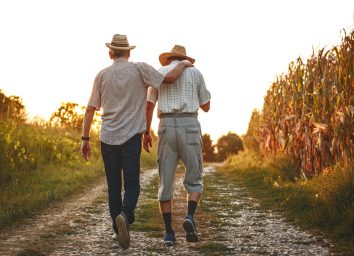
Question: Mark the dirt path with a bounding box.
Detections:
[0,176,109,256]
[200,167,333,255]
[0,170,158,256]
[0,166,338,255]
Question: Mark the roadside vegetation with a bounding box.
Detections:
[0,91,157,229]
[244,29,353,178]
[133,175,163,234]
[216,29,353,249]
[220,152,353,242]
[0,119,102,228]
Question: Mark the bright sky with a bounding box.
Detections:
[0,0,353,142]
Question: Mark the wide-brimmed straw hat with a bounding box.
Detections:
[159,45,195,66]
[105,34,136,50]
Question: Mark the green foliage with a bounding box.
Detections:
[202,133,215,162]
[0,120,97,184]
[215,132,244,162]
[0,119,104,227]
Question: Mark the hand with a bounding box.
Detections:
[181,59,194,68]
[80,140,91,161]
[143,133,152,153]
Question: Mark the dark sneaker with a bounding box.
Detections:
[116,213,130,249]
[164,232,176,247]
[183,215,198,242]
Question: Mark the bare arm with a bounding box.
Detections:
[146,101,155,134]
[200,101,210,112]
[82,106,96,137]
[143,101,156,152]
[163,60,193,84]
[80,106,96,160]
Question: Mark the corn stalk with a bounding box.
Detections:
[259,30,353,176]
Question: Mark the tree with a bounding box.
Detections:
[216,132,244,162]
[50,102,84,130]
[0,89,26,121]
[202,133,215,162]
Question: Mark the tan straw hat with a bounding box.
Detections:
[159,45,195,66]
[105,34,136,50]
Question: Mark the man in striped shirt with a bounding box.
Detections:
[80,35,193,249]
[144,45,211,246]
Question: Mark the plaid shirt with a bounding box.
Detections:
[88,58,164,145]
[147,60,211,116]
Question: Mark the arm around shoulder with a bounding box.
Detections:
[163,60,194,84]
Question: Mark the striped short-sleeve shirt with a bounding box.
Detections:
[88,58,164,145]
[147,60,211,116]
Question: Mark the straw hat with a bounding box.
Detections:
[159,45,195,66]
[105,34,136,50]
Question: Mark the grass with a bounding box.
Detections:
[219,150,354,247]
[0,121,104,228]
[140,141,157,169]
[132,175,163,233]
[0,119,158,230]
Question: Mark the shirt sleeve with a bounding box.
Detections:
[147,86,158,105]
[197,70,211,105]
[135,62,165,89]
[158,66,169,76]
[87,73,101,110]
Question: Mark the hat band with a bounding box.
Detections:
[111,42,129,47]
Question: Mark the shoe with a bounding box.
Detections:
[116,213,130,249]
[183,215,198,242]
[164,232,176,247]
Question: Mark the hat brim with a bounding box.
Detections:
[159,52,195,66]
[105,43,136,50]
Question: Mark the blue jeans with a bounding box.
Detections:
[101,134,141,234]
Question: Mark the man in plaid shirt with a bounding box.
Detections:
[144,45,211,247]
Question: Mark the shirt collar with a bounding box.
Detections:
[170,60,180,65]
[113,58,128,63]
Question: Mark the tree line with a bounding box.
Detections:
[1,89,245,163]
[202,132,244,162]
[0,90,100,130]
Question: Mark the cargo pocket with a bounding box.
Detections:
[186,127,201,145]
[157,126,166,146]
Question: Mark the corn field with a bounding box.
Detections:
[259,30,353,177]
